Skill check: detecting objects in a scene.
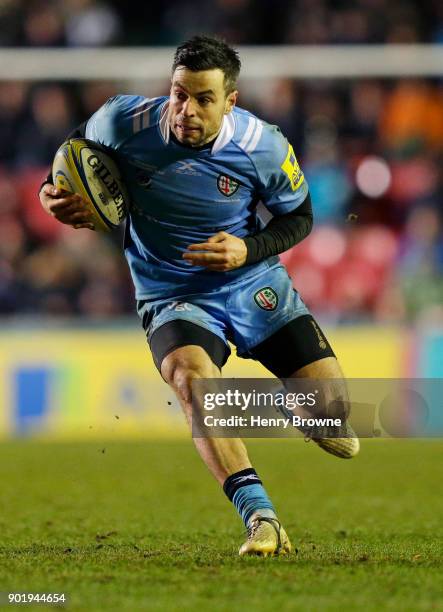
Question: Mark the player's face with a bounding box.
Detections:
[169,67,237,147]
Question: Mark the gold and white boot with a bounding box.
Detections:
[239,514,292,557]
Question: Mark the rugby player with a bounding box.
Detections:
[39,36,359,557]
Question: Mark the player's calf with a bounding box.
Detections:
[289,358,360,459]
[161,345,291,554]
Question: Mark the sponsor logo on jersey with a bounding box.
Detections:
[281,143,304,191]
[254,287,278,311]
[217,174,240,197]
[174,160,202,176]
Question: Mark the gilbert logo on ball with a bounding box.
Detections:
[254,287,278,311]
[52,138,129,232]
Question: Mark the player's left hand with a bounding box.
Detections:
[183,231,248,271]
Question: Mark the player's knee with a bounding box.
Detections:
[172,366,203,405]
[163,356,217,406]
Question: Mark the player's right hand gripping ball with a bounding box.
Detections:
[52,138,129,232]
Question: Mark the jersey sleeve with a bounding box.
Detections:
[85,94,147,149]
[252,123,309,215]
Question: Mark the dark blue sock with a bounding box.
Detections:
[223,468,276,526]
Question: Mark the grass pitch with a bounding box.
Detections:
[0,438,442,611]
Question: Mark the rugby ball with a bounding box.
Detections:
[52,138,129,232]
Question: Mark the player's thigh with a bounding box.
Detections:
[151,319,230,378]
[248,312,336,378]
[137,298,230,375]
[248,310,348,417]
[229,264,336,375]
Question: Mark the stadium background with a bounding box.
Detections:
[0,0,442,438]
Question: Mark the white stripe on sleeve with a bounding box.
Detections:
[238,116,256,150]
[244,120,263,153]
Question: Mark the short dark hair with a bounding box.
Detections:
[172,35,241,94]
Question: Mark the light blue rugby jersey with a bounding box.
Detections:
[85,95,309,300]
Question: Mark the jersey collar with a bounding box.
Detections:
[211,112,235,155]
[159,100,170,143]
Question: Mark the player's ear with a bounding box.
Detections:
[225,90,238,114]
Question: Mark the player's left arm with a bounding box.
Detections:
[183,125,311,271]
[243,125,312,264]
[183,230,250,271]
[242,193,312,265]
[182,197,312,271]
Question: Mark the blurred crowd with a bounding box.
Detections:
[1,0,443,46]
[0,0,442,324]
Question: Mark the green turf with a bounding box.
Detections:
[0,439,442,611]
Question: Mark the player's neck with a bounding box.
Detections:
[170,131,216,151]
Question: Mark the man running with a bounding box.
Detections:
[39,36,359,557]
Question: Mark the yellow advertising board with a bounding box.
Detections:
[0,326,405,439]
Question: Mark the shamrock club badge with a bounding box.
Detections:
[254,287,279,311]
[217,173,240,197]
